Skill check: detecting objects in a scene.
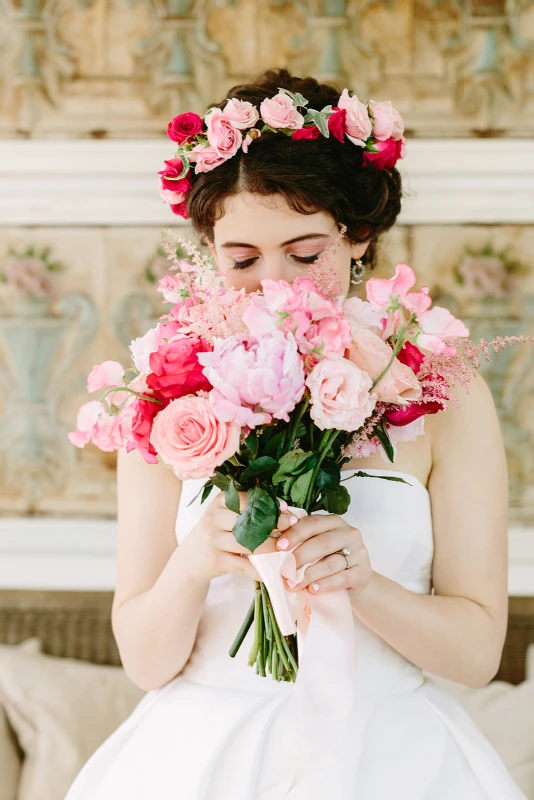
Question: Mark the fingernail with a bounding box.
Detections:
[279,499,288,512]
[277,538,289,550]
[286,579,297,589]
[311,583,320,592]
[289,514,298,526]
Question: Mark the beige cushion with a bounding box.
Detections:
[0,647,144,800]
[0,639,41,800]
[427,672,534,799]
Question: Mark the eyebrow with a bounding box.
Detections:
[221,233,330,249]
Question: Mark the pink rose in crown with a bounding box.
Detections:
[166,112,203,144]
[149,395,241,480]
[260,92,305,130]
[336,90,372,146]
[222,98,259,130]
[87,360,125,394]
[292,126,321,141]
[158,161,192,194]
[205,108,243,158]
[190,143,228,174]
[198,332,306,428]
[306,357,376,431]
[348,328,422,406]
[369,100,405,142]
[363,138,405,170]
[147,337,213,401]
[328,107,347,143]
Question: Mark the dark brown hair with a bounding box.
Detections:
[187,68,403,270]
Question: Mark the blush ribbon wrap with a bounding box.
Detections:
[248,507,358,800]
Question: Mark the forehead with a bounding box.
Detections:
[212,192,334,246]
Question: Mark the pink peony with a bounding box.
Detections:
[260,92,304,130]
[369,100,405,142]
[149,395,241,480]
[222,98,259,129]
[204,108,243,157]
[347,328,422,405]
[68,400,133,453]
[306,357,377,431]
[416,307,470,354]
[363,138,405,170]
[147,336,212,401]
[158,161,192,193]
[336,89,372,146]
[190,143,228,173]
[197,332,306,428]
[167,112,203,144]
[87,360,125,393]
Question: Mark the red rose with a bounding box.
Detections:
[126,398,163,464]
[292,126,321,141]
[170,200,189,219]
[167,113,204,144]
[396,341,425,375]
[147,337,212,401]
[158,160,192,193]
[362,138,404,170]
[328,107,347,143]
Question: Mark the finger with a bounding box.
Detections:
[218,552,262,582]
[300,565,363,594]
[275,514,345,552]
[274,510,298,534]
[214,530,279,556]
[289,549,365,589]
[289,530,361,571]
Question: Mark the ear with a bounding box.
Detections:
[349,240,371,260]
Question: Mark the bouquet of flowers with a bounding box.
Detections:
[69,230,529,682]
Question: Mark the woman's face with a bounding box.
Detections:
[207,191,369,297]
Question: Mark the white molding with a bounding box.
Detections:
[1,139,534,226]
[0,517,532,594]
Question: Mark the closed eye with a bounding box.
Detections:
[231,253,321,270]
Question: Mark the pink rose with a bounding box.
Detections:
[369,100,405,142]
[149,395,241,480]
[336,89,372,146]
[87,360,125,393]
[126,397,162,463]
[158,179,187,207]
[416,306,470,354]
[260,92,304,130]
[197,332,306,428]
[158,161,192,193]
[347,328,422,405]
[306,357,377,431]
[147,336,213,401]
[68,400,133,453]
[170,200,189,219]
[190,143,228,173]
[222,98,259,129]
[363,138,404,170]
[166,112,204,144]
[204,108,243,157]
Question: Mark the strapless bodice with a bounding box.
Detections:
[174,469,433,697]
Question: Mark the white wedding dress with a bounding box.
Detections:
[65,468,527,799]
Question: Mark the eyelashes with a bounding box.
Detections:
[231,253,321,270]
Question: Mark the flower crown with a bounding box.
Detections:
[158,87,406,220]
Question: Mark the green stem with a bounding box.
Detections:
[304,428,340,513]
[229,596,255,658]
[370,315,415,392]
[247,585,262,666]
[285,396,310,452]
[101,386,163,406]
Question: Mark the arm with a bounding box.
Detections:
[349,373,509,688]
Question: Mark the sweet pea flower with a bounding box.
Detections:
[366,263,416,309]
[260,92,304,130]
[337,89,372,146]
[222,98,259,129]
[87,361,125,393]
[68,400,133,452]
[205,107,243,158]
[306,356,377,431]
[416,306,470,354]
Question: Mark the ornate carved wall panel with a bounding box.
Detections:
[2,0,534,137]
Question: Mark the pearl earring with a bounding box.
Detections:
[350,258,366,286]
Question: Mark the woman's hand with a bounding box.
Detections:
[180,491,297,584]
[275,513,372,597]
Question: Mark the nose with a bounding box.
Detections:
[260,256,290,284]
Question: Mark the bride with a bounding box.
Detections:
[65,68,526,799]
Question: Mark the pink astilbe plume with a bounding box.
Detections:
[341,406,386,459]
[304,224,346,300]
[173,288,253,343]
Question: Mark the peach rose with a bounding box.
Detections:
[347,328,422,405]
[149,395,240,480]
[306,357,376,431]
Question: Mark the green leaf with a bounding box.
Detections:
[225,479,241,514]
[316,461,340,490]
[211,472,231,491]
[303,109,330,138]
[279,87,309,108]
[240,456,279,482]
[244,430,259,457]
[323,485,351,514]
[188,480,213,507]
[290,470,314,506]
[272,449,313,485]
[342,469,410,486]
[201,482,215,503]
[233,487,279,552]
[264,430,286,459]
[374,424,395,463]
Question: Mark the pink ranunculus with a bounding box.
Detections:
[292,126,321,141]
[336,89,372,146]
[306,357,377,431]
[328,107,347,143]
[147,336,212,401]
[416,306,470,354]
[158,161,192,193]
[369,100,405,142]
[222,98,260,130]
[205,108,243,157]
[260,92,305,130]
[190,143,228,173]
[366,263,417,309]
[87,361,125,393]
[348,328,421,405]
[197,332,306,428]
[68,400,133,453]
[149,395,241,480]
[167,112,204,144]
[363,137,404,170]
